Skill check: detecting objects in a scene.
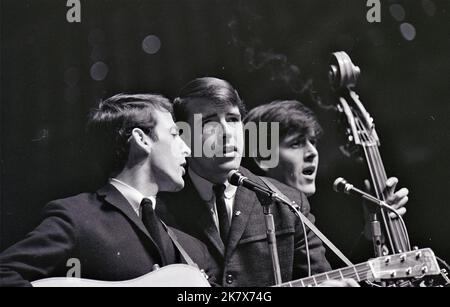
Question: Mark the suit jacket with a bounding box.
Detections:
[157,167,332,287]
[0,184,218,287]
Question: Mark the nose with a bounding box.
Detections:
[304,140,318,162]
[220,120,233,142]
[180,137,191,157]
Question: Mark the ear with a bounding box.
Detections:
[253,157,269,173]
[130,128,152,153]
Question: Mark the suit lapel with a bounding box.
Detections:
[225,182,258,260]
[179,169,263,260]
[97,184,165,262]
[226,167,271,260]
[182,176,226,258]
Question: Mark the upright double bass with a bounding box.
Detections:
[328,51,449,287]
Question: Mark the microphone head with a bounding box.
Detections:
[227,170,241,186]
[333,177,347,193]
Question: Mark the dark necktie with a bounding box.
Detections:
[140,198,176,266]
[213,184,230,244]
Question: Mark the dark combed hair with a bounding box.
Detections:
[244,100,322,141]
[86,93,173,175]
[173,77,247,122]
[242,100,322,175]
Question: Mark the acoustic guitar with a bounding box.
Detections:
[32,248,440,287]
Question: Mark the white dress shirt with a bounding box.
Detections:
[188,167,237,229]
[109,178,156,217]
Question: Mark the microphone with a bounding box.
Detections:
[228,170,275,196]
[333,177,401,218]
[333,177,411,252]
[333,177,381,204]
[228,170,300,210]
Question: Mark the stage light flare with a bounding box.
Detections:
[142,35,161,55]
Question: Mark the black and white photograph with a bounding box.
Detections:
[1,0,449,290]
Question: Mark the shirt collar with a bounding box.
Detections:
[109,178,156,213]
[188,167,237,202]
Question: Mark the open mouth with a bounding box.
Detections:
[180,162,187,173]
[302,166,316,176]
[222,145,237,154]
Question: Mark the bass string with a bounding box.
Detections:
[367,144,409,252]
[357,116,409,252]
[356,117,396,252]
[371,145,410,252]
[361,142,395,252]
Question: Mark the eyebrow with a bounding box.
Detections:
[283,133,306,143]
[199,110,241,123]
[226,111,241,117]
[201,113,218,122]
[283,132,317,144]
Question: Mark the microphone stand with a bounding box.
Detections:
[228,171,352,283]
[369,212,384,258]
[334,178,411,252]
[363,200,384,258]
[252,188,283,286]
[352,192,410,250]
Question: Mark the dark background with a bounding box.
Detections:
[1,0,449,267]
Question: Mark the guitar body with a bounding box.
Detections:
[31,264,211,287]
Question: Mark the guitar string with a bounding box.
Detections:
[289,267,374,286]
[288,249,430,286]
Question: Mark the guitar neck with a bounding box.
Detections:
[277,262,372,287]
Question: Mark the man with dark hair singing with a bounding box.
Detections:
[0,93,218,287]
[242,100,409,259]
[242,100,408,215]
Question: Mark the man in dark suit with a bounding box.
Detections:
[0,93,218,287]
[157,78,353,287]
